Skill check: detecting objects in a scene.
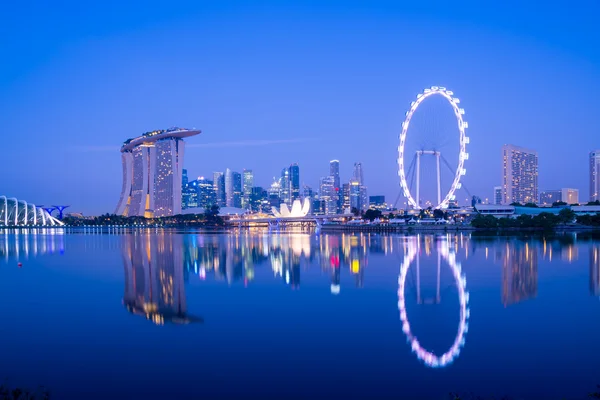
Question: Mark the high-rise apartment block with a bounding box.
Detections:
[590,150,600,202]
[501,144,538,205]
[115,127,200,217]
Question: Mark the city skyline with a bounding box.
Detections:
[1,2,600,215]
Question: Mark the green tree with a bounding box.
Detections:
[552,201,567,207]
[433,209,445,219]
[558,208,576,224]
[363,209,382,221]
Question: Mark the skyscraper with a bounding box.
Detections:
[590,150,600,202]
[213,172,226,207]
[115,127,200,217]
[196,177,216,209]
[353,162,364,185]
[319,176,336,215]
[289,163,300,202]
[330,160,341,212]
[342,183,350,211]
[225,169,242,208]
[232,171,242,208]
[280,167,290,206]
[349,179,361,211]
[494,186,502,205]
[242,169,254,209]
[501,144,538,205]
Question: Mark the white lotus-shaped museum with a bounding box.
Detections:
[0,196,63,226]
[272,198,311,218]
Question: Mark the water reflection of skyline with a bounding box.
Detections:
[122,234,203,325]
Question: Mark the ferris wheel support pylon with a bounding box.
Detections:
[415,150,442,209]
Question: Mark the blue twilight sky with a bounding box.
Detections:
[1,1,599,215]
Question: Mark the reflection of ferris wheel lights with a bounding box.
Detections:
[331,284,340,295]
[398,239,470,368]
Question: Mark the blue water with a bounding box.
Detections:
[1,229,599,400]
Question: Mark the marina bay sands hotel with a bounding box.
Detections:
[115,127,201,218]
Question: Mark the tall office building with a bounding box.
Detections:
[115,127,200,217]
[289,163,300,202]
[494,186,502,205]
[242,169,254,209]
[196,177,216,209]
[342,183,350,211]
[501,144,538,205]
[268,178,282,208]
[319,176,337,215]
[213,172,226,207]
[353,162,364,185]
[182,180,198,209]
[225,169,242,208]
[182,169,189,187]
[590,150,600,202]
[539,188,579,205]
[330,160,341,212]
[280,168,291,206]
[349,179,361,211]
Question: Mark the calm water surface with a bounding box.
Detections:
[1,229,600,400]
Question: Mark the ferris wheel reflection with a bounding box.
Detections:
[397,235,470,368]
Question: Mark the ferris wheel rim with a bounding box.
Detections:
[398,86,469,209]
[397,237,469,368]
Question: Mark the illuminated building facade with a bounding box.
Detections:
[494,186,502,205]
[213,172,226,207]
[225,169,242,208]
[330,160,341,212]
[590,150,600,202]
[115,127,200,217]
[319,175,336,215]
[289,163,300,203]
[501,144,538,205]
[539,188,579,205]
[242,169,254,209]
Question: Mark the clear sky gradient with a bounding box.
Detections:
[1,1,599,215]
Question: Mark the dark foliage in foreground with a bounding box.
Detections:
[0,385,49,400]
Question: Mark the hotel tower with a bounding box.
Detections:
[115,127,201,217]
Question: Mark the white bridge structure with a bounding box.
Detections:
[1,196,64,226]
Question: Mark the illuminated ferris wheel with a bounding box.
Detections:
[397,86,469,209]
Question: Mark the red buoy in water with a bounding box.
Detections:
[17,262,22,268]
